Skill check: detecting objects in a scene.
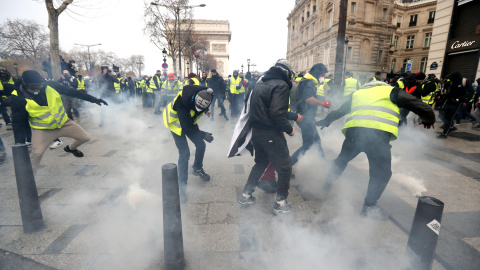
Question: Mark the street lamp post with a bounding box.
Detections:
[247,59,250,72]
[74,43,101,75]
[186,61,190,76]
[252,64,256,73]
[344,37,349,79]
[241,64,244,74]
[13,63,18,77]
[150,2,205,77]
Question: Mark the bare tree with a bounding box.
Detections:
[130,55,145,77]
[0,19,49,68]
[144,0,194,75]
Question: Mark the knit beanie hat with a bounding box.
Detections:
[188,73,196,78]
[194,88,213,112]
[22,70,44,84]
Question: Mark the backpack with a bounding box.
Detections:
[289,78,305,113]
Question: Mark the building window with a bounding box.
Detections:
[328,10,333,28]
[420,57,428,73]
[428,11,435,24]
[383,8,387,20]
[391,59,396,73]
[406,35,415,49]
[301,31,304,42]
[347,46,353,60]
[302,16,304,23]
[397,16,402,27]
[324,43,330,66]
[394,36,399,49]
[360,39,372,64]
[377,50,383,63]
[307,11,310,18]
[402,58,408,72]
[292,25,295,31]
[409,14,418,27]
[313,5,316,12]
[351,2,356,14]
[365,2,375,23]
[424,33,432,47]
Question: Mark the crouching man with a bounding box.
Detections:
[11,70,108,167]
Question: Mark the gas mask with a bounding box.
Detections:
[25,84,43,95]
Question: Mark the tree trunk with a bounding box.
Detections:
[172,58,177,77]
[48,12,61,80]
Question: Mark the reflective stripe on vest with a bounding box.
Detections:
[77,79,85,90]
[397,80,404,89]
[24,86,68,129]
[344,78,358,96]
[342,85,400,140]
[163,91,204,136]
[150,75,160,90]
[229,76,241,94]
[190,77,200,86]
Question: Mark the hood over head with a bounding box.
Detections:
[309,63,328,79]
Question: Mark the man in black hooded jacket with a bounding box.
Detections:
[290,63,331,165]
[207,69,228,121]
[438,72,475,138]
[239,59,296,214]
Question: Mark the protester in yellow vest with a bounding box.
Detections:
[10,70,107,167]
[368,71,381,83]
[186,73,200,86]
[316,81,435,218]
[77,75,85,90]
[163,85,214,203]
[342,72,360,96]
[228,70,243,117]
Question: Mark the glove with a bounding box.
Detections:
[323,100,331,108]
[95,98,108,106]
[203,132,214,143]
[236,86,241,90]
[316,119,331,130]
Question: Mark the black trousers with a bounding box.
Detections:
[440,102,462,135]
[325,132,392,206]
[244,129,292,201]
[0,100,11,124]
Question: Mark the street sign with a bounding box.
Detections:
[406,59,413,72]
[162,63,168,69]
[430,62,438,70]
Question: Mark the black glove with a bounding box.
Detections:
[203,132,214,143]
[95,98,108,106]
[316,119,330,130]
[236,86,241,90]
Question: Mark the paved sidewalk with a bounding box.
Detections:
[0,103,479,270]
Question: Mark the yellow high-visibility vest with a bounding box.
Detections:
[77,78,85,90]
[150,75,161,90]
[229,76,241,94]
[316,77,328,96]
[189,77,200,86]
[421,82,437,105]
[239,78,248,93]
[343,77,359,96]
[397,80,404,89]
[13,86,68,129]
[163,91,205,136]
[342,85,400,140]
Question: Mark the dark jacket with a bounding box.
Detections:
[58,75,78,89]
[172,85,209,136]
[444,72,474,105]
[11,81,100,144]
[208,74,226,97]
[248,66,293,135]
[97,72,117,96]
[322,83,436,140]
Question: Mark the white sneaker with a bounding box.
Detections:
[26,142,32,147]
[49,140,63,149]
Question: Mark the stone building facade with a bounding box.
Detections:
[287,0,436,83]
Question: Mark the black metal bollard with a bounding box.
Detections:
[12,144,44,233]
[405,196,444,270]
[162,163,185,270]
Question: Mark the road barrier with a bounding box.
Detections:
[12,144,44,233]
[162,163,185,270]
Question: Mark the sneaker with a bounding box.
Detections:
[437,133,448,139]
[26,142,32,147]
[238,193,256,206]
[6,126,13,131]
[192,168,210,181]
[6,123,12,126]
[450,126,457,132]
[472,120,478,126]
[273,200,292,214]
[76,117,82,122]
[361,204,389,220]
[224,114,229,121]
[64,145,84,157]
[49,140,63,149]
[257,181,277,194]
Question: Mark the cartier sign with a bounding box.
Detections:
[447,35,480,53]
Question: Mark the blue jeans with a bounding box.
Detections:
[171,131,206,186]
[456,102,476,124]
[290,119,325,166]
[211,95,226,117]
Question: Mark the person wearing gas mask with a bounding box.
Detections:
[437,71,475,138]
[316,80,435,218]
[290,63,331,166]
[163,85,214,203]
[10,70,108,168]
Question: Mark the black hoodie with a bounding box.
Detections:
[172,85,209,136]
[248,66,293,134]
[444,72,474,104]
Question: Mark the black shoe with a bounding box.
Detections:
[64,145,84,157]
[6,123,12,126]
[439,124,445,129]
[192,168,210,181]
[273,201,292,215]
[238,194,256,206]
[437,133,448,139]
[224,114,229,121]
[257,181,277,194]
[449,126,457,132]
[361,204,389,220]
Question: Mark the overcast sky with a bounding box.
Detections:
[3,0,294,76]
